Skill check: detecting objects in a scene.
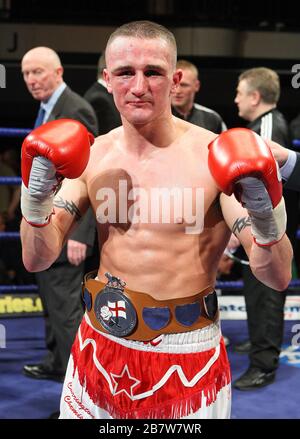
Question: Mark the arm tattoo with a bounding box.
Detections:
[232,216,251,235]
[54,196,82,221]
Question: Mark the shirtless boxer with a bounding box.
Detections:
[20,21,292,419]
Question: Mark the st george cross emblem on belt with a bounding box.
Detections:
[94,272,137,337]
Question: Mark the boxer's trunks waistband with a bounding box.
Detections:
[82,270,219,341]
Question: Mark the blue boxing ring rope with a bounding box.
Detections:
[1,125,300,293]
[293,139,300,149]
[0,127,31,138]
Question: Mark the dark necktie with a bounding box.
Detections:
[34,106,46,128]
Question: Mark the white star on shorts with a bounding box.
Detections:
[110,364,141,399]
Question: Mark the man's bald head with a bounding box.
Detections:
[21,46,64,102]
[22,47,62,69]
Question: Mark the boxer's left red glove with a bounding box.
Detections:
[208,128,286,246]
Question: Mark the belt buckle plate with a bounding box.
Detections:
[94,273,137,337]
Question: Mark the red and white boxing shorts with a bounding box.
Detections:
[59,313,231,419]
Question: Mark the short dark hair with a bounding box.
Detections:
[238,67,280,104]
[105,20,177,68]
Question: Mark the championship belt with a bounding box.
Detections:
[82,271,219,341]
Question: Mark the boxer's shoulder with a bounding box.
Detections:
[88,127,122,159]
[191,124,218,146]
[179,123,218,158]
[176,116,216,138]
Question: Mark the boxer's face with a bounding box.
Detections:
[171,68,200,111]
[104,36,181,126]
[22,57,63,102]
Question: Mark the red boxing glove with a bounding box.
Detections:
[21,119,94,226]
[208,128,286,246]
[22,119,94,187]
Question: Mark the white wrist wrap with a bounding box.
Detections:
[249,198,287,246]
[21,183,54,225]
[21,157,58,226]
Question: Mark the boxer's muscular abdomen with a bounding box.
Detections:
[87,128,229,299]
[95,200,230,299]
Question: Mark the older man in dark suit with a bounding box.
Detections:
[21,46,98,383]
[84,54,121,135]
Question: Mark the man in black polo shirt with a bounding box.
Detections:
[172,59,226,134]
[233,67,299,390]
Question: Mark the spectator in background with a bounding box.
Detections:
[84,54,121,135]
[232,67,299,390]
[172,59,227,134]
[21,46,98,388]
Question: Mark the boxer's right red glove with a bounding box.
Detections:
[21,119,94,227]
[208,128,286,246]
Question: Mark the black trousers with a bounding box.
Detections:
[242,265,286,372]
[35,261,84,374]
